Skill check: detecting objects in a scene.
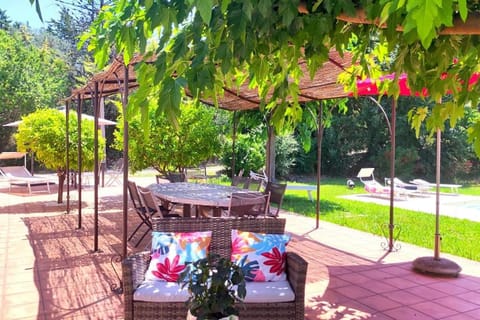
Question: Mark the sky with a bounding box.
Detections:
[1,0,61,29]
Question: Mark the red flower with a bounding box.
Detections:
[261,247,286,275]
[152,255,186,282]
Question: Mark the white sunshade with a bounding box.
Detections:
[0,152,26,160]
[3,109,117,127]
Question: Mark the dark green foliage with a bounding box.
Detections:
[275,134,299,178]
[179,254,246,320]
[221,133,265,177]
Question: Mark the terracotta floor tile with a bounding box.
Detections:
[384,289,427,305]
[457,291,480,306]
[464,308,480,318]
[434,296,480,312]
[427,281,471,295]
[335,284,375,300]
[383,306,434,320]
[406,285,449,300]
[357,294,402,312]
[411,301,458,319]
[442,314,476,320]
[384,276,419,290]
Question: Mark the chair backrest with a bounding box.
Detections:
[138,187,163,217]
[127,180,143,210]
[228,192,270,218]
[0,166,33,178]
[264,182,287,217]
[167,172,187,182]
[111,158,124,171]
[231,176,250,188]
[246,178,262,192]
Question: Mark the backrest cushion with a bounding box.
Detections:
[145,231,212,282]
[231,229,290,282]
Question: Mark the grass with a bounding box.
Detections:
[282,178,480,262]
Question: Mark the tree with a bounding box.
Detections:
[81,1,480,154]
[113,100,223,175]
[47,0,112,82]
[0,9,11,30]
[14,108,105,203]
[0,28,70,151]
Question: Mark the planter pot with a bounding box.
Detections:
[187,310,239,320]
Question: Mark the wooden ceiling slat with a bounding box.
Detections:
[67,51,353,110]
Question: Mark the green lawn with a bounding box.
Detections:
[282,178,480,262]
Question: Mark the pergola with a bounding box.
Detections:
[64,50,380,278]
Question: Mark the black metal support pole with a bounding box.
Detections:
[77,95,83,229]
[315,101,323,229]
[434,128,441,259]
[231,111,237,177]
[66,100,70,214]
[93,81,100,252]
[122,65,129,261]
[388,99,397,252]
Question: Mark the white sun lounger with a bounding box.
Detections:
[409,178,462,194]
[0,166,52,194]
[357,168,413,200]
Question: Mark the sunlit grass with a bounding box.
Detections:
[282,178,480,262]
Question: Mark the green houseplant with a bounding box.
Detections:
[179,254,247,320]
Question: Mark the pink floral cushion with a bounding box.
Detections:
[231,229,290,282]
[145,231,212,282]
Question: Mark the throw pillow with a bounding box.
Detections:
[231,229,290,282]
[145,231,212,282]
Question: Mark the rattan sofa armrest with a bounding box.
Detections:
[286,251,308,299]
[123,251,151,320]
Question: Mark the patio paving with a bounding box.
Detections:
[1,177,480,319]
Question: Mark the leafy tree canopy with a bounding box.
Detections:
[0,27,70,151]
[81,1,480,153]
[14,108,105,172]
[113,99,223,175]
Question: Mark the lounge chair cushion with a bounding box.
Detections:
[231,230,290,282]
[133,280,295,303]
[133,281,189,302]
[145,231,212,282]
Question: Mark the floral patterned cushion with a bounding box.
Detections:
[145,231,212,282]
[231,229,290,282]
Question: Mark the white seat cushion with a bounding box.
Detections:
[133,281,189,302]
[243,281,295,303]
[133,280,295,303]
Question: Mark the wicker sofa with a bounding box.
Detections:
[123,217,308,320]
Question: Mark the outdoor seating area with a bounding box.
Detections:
[2,178,480,319]
[123,217,307,319]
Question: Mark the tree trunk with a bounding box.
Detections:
[57,169,66,204]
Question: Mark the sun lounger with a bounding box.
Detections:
[0,166,52,194]
[357,168,408,200]
[409,178,462,194]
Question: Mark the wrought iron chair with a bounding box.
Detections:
[264,182,287,218]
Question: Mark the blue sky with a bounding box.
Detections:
[1,0,60,29]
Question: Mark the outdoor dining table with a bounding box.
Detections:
[147,182,260,217]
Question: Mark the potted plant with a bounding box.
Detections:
[179,253,246,320]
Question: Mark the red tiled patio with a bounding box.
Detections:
[1,177,480,320]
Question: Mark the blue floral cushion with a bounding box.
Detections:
[231,229,290,282]
[145,231,212,282]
